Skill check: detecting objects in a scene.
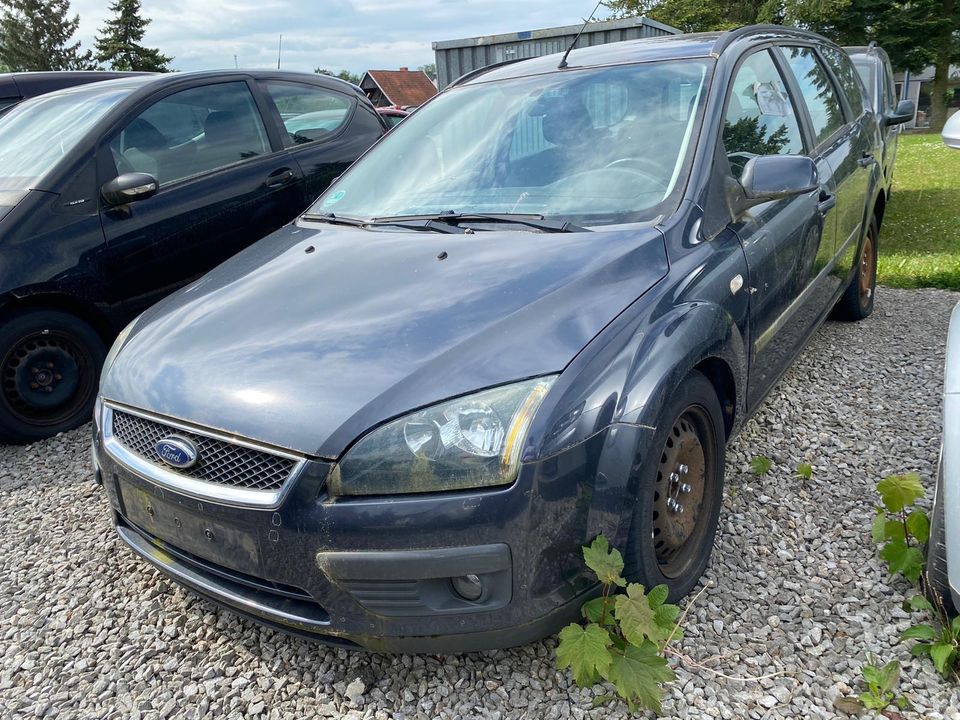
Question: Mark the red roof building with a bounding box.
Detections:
[360,68,437,109]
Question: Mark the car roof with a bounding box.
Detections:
[456,25,838,87]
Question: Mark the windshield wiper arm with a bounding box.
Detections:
[300,212,367,226]
[301,212,465,234]
[373,212,588,233]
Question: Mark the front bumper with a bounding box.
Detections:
[95,415,646,652]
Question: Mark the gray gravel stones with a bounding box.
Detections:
[2,286,960,719]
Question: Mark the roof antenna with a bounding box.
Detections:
[558,0,604,69]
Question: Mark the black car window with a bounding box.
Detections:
[820,46,865,118]
[723,49,805,178]
[262,81,353,147]
[110,81,270,186]
[781,46,845,145]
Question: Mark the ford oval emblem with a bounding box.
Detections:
[154,436,198,469]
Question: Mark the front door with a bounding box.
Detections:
[720,49,835,408]
[98,80,304,312]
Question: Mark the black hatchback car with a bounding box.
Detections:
[0,70,384,443]
[96,26,885,652]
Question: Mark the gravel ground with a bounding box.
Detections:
[2,286,960,720]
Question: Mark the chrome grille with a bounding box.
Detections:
[110,410,296,492]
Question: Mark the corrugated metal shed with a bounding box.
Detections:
[432,16,681,89]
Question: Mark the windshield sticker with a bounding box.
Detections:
[324,190,346,206]
[753,81,790,117]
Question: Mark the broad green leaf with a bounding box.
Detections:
[647,584,669,608]
[751,455,772,476]
[796,462,813,480]
[606,641,676,714]
[858,692,888,711]
[616,584,670,646]
[582,535,626,587]
[654,602,680,630]
[877,660,900,694]
[871,509,887,543]
[879,539,925,583]
[556,623,613,686]
[883,520,906,542]
[877,473,924,513]
[861,663,882,688]
[903,595,934,613]
[909,642,932,657]
[581,596,612,625]
[901,624,937,641]
[906,509,930,544]
[929,642,957,675]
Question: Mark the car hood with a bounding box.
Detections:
[102,221,668,458]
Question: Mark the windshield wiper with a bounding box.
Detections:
[372,212,589,233]
[301,212,465,234]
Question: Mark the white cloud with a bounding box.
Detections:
[69,0,595,74]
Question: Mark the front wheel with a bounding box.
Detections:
[832,217,878,321]
[0,309,106,444]
[624,370,725,601]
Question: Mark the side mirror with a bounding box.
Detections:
[943,112,960,150]
[739,155,818,207]
[101,172,158,206]
[884,99,915,126]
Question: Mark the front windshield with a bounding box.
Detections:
[0,84,133,193]
[311,59,711,225]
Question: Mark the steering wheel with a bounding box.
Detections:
[602,158,669,190]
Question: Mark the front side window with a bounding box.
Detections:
[723,49,805,178]
[820,46,865,118]
[110,81,270,186]
[263,81,353,146]
[781,46,845,145]
[309,60,711,226]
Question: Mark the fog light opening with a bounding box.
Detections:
[451,574,483,601]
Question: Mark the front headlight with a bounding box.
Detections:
[331,377,556,496]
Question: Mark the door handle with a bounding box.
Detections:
[817,190,836,214]
[265,168,295,188]
[858,153,874,168]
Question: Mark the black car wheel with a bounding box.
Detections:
[625,370,725,601]
[833,217,878,321]
[0,309,106,444]
[927,470,956,615]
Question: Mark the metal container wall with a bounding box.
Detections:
[433,16,680,89]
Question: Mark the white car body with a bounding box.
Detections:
[943,111,960,150]
[939,301,960,609]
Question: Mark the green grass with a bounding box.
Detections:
[881,133,960,290]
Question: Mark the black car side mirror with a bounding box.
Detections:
[101,172,159,206]
[884,99,915,126]
[738,155,818,208]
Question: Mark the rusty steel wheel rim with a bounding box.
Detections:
[652,406,714,578]
[859,230,876,308]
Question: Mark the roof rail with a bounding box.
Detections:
[711,23,827,56]
[447,57,527,89]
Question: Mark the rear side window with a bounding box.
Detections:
[820,46,865,118]
[723,49,805,178]
[262,81,354,147]
[781,46,845,145]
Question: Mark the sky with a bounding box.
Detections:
[71,0,602,76]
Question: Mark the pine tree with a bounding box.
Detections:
[94,0,172,72]
[0,0,98,71]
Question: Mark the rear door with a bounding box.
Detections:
[719,48,835,407]
[780,45,872,287]
[257,79,384,204]
[98,78,305,310]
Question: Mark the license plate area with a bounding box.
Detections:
[118,478,261,570]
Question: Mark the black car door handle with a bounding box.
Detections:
[265,168,295,188]
[817,191,836,214]
[858,153,874,168]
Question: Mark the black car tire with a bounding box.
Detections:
[624,370,725,602]
[927,471,956,615]
[0,309,106,444]
[832,216,878,321]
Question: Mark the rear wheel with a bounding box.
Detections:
[0,309,106,444]
[833,217,878,321]
[624,371,725,601]
[927,470,956,615]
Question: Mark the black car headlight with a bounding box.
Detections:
[331,377,556,496]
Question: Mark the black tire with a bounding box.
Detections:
[0,309,106,444]
[624,370,725,602]
[927,471,956,616]
[832,216,878,321]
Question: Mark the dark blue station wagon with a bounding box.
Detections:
[95,26,885,652]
